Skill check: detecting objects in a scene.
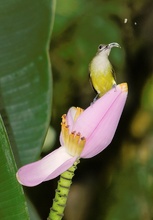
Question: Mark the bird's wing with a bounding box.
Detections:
[88,71,98,94]
[88,71,100,102]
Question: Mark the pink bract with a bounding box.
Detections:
[16,83,128,186]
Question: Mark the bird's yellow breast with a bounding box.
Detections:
[89,56,116,96]
[90,70,115,96]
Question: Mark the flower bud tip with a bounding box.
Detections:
[119,83,128,92]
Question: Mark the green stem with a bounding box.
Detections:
[48,159,80,220]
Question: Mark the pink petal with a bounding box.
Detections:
[66,107,77,128]
[73,85,125,139]
[16,147,76,186]
[81,88,127,158]
[60,107,77,145]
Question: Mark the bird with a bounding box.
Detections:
[89,42,121,99]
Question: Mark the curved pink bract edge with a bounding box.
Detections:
[81,87,127,158]
[73,85,126,138]
[16,147,76,186]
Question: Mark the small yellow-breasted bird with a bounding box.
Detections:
[89,42,121,98]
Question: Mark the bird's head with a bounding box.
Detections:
[97,42,121,56]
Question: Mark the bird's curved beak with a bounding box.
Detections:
[108,42,121,49]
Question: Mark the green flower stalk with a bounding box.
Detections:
[48,160,80,220]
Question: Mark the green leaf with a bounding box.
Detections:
[0,0,55,165]
[26,198,41,220]
[0,115,30,220]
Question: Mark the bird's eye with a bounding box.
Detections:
[98,45,102,50]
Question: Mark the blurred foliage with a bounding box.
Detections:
[0,116,30,219]
[42,126,56,153]
[0,0,53,166]
[45,0,153,220]
[0,0,54,219]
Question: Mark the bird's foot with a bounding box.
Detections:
[90,93,99,105]
[113,83,117,92]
